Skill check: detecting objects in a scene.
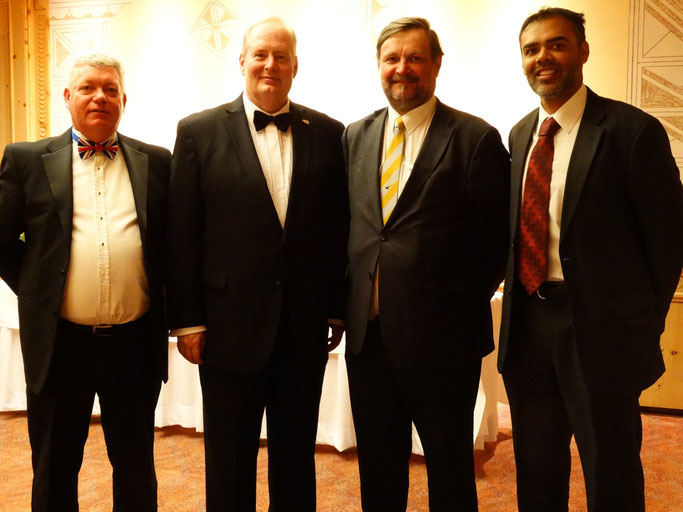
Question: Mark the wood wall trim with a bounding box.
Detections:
[0,0,49,154]
[29,0,50,139]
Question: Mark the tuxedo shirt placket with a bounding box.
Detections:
[243,95,293,229]
[264,124,290,227]
[93,153,111,318]
[62,135,149,326]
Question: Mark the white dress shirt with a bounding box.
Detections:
[60,129,149,325]
[243,95,294,228]
[382,95,438,200]
[521,85,587,281]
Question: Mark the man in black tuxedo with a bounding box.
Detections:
[0,54,170,511]
[498,7,683,511]
[166,17,348,512]
[344,17,510,511]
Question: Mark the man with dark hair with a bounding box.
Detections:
[518,7,586,43]
[167,17,348,512]
[499,7,683,511]
[344,16,510,511]
[0,54,170,511]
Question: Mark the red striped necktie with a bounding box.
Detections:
[518,117,561,295]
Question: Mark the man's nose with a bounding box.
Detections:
[396,58,410,75]
[536,46,552,63]
[264,55,277,69]
[92,87,107,102]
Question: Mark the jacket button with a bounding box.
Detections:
[379,234,387,241]
[275,280,282,288]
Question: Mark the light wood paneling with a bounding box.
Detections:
[640,301,683,410]
[0,0,49,154]
[0,1,11,155]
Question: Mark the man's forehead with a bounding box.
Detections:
[521,17,576,41]
[74,65,119,79]
[245,25,293,47]
[380,31,429,53]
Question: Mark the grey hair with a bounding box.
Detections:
[242,16,297,57]
[69,54,125,92]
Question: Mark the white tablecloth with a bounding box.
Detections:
[0,280,503,452]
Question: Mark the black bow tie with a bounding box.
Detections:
[253,110,292,132]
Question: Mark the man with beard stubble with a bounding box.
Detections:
[498,7,683,511]
[344,17,510,511]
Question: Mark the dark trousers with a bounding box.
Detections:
[199,310,327,512]
[502,283,645,512]
[346,320,481,512]
[27,316,161,512]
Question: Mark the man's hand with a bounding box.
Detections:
[177,331,206,364]
[327,322,344,352]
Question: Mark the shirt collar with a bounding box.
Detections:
[242,93,290,121]
[71,127,118,145]
[387,95,437,134]
[536,84,587,136]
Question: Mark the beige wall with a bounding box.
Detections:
[47,0,631,150]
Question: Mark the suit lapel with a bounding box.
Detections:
[286,103,312,228]
[118,134,149,248]
[361,110,387,228]
[42,130,74,240]
[560,89,604,241]
[510,111,537,240]
[222,95,282,229]
[387,101,451,226]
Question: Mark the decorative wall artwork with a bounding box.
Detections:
[628,0,683,176]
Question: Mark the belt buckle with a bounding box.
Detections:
[91,324,113,336]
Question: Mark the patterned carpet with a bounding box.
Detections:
[1,404,681,511]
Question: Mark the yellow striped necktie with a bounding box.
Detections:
[381,117,405,224]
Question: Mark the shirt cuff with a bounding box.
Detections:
[169,325,207,337]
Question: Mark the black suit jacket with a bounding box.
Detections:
[0,129,171,394]
[344,100,510,368]
[498,88,683,392]
[166,95,348,371]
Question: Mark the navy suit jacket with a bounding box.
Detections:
[166,95,348,371]
[0,130,171,393]
[498,88,683,393]
[344,100,510,368]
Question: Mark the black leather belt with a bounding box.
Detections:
[59,315,146,337]
[535,281,565,300]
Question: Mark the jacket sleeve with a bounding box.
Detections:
[166,121,206,330]
[0,145,26,293]
[627,115,683,330]
[467,126,511,298]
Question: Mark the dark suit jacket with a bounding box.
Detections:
[344,99,510,368]
[498,88,683,393]
[166,95,348,372]
[0,129,171,394]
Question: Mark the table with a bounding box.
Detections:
[0,280,503,452]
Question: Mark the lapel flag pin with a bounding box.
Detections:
[303,119,310,124]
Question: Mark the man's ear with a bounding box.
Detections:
[580,40,589,64]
